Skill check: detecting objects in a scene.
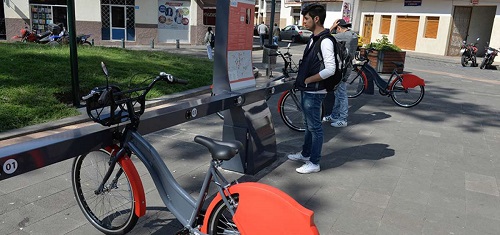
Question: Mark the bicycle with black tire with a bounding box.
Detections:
[345,49,426,108]
[72,62,319,235]
[213,44,321,132]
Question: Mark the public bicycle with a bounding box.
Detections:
[71,62,319,234]
[345,49,426,108]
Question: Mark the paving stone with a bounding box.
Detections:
[465,172,499,196]
[351,189,391,209]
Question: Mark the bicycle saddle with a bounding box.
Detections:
[392,62,404,68]
[194,136,243,160]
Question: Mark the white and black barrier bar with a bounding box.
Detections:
[0,81,294,181]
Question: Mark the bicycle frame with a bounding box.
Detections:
[95,124,319,234]
[356,60,424,94]
[80,66,319,234]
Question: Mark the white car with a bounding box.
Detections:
[279,25,313,43]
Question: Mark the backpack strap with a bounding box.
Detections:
[315,34,339,72]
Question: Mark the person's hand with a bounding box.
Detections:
[329,25,336,33]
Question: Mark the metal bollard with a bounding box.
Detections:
[91,38,94,46]
[151,38,155,49]
[121,38,125,48]
[176,39,180,49]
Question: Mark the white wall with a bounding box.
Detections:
[359,0,500,55]
[75,0,100,22]
[325,2,342,28]
[416,15,452,55]
[279,3,300,26]
[135,0,158,24]
[3,0,29,19]
[491,15,500,50]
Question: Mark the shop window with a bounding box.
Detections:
[424,16,439,39]
[379,15,391,35]
[30,4,67,34]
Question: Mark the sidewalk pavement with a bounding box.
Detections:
[1,43,500,234]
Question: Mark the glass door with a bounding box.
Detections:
[101,3,135,41]
[111,6,126,40]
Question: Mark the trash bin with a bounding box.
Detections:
[262,44,278,78]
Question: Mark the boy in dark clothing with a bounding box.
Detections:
[287,4,336,174]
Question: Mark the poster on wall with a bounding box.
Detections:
[342,2,352,23]
[226,0,256,90]
[158,1,191,42]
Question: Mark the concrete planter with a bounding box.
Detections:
[362,49,406,74]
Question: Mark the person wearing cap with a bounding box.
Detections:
[322,19,358,128]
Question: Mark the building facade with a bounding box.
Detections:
[2,0,218,46]
[278,0,500,56]
[2,0,499,56]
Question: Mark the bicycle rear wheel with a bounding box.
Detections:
[72,149,138,235]
[279,90,305,132]
[207,195,239,235]
[346,67,367,98]
[390,78,425,108]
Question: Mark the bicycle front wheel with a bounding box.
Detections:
[346,67,367,98]
[279,90,305,132]
[208,196,239,235]
[390,79,425,108]
[72,149,138,235]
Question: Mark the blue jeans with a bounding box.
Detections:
[273,36,279,45]
[331,81,348,121]
[206,45,214,60]
[300,91,326,165]
[259,34,265,47]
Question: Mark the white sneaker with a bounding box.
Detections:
[287,152,310,162]
[322,116,338,123]
[331,120,348,128]
[296,161,320,174]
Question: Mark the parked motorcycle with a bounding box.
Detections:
[479,42,499,69]
[460,37,479,67]
[11,26,51,43]
[76,34,93,46]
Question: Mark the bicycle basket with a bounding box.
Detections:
[85,85,130,126]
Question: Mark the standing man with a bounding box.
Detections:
[204,26,215,60]
[322,19,358,127]
[287,4,336,174]
[272,23,280,46]
[257,22,268,47]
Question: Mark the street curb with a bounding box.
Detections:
[0,86,211,142]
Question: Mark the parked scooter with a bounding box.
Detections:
[460,37,479,67]
[479,42,499,69]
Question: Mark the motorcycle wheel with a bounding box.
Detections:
[461,55,467,67]
[48,41,60,47]
[81,41,92,46]
[471,55,478,67]
[480,57,487,69]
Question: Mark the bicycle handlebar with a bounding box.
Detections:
[83,71,187,126]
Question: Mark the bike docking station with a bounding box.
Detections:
[0,0,293,181]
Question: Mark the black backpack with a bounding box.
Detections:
[315,34,351,92]
[209,33,215,48]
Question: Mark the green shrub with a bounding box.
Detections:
[366,35,402,52]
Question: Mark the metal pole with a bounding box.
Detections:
[67,0,80,107]
[268,0,276,46]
